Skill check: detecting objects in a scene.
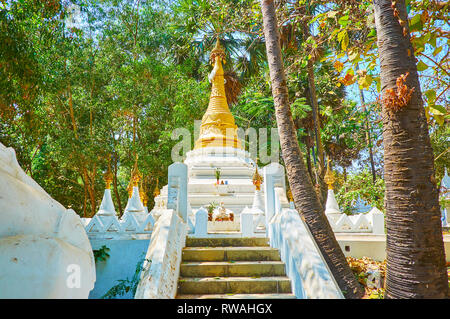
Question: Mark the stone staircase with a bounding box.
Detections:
[176,237,296,299]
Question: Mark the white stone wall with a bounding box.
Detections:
[326,207,385,234]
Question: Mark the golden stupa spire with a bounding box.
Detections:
[324,158,336,190]
[103,156,114,189]
[194,38,242,149]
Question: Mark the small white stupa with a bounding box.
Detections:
[121,156,149,232]
[324,159,342,224]
[86,160,122,233]
[97,164,116,217]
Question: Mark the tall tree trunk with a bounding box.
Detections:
[306,140,314,182]
[88,165,97,217]
[373,0,448,298]
[260,0,364,299]
[302,22,327,209]
[112,154,122,215]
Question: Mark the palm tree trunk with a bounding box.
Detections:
[373,0,448,298]
[260,0,364,299]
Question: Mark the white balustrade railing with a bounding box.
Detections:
[134,209,187,299]
[134,162,188,299]
[269,208,343,298]
[264,163,344,299]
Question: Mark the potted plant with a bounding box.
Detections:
[206,202,217,221]
[214,168,221,184]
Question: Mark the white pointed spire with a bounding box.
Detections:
[97,189,116,216]
[124,186,145,215]
[97,157,116,216]
[325,189,342,215]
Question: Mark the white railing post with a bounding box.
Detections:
[369,207,385,234]
[263,163,286,230]
[194,207,208,237]
[240,211,254,237]
[167,162,188,222]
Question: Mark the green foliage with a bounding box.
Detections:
[431,124,450,189]
[0,0,446,220]
[335,170,385,215]
[206,202,218,214]
[214,168,221,181]
[93,245,110,263]
[291,97,311,120]
[0,0,209,216]
[102,257,147,299]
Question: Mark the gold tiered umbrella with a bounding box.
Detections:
[127,180,133,198]
[194,38,242,150]
[131,154,142,187]
[153,178,160,197]
[127,154,142,198]
[103,157,113,190]
[140,178,148,207]
[324,158,336,190]
[252,166,264,191]
[287,189,293,202]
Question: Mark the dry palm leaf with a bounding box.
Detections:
[224,71,242,107]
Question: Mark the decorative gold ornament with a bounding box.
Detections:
[140,178,148,207]
[131,154,142,187]
[252,166,264,191]
[287,189,293,202]
[324,158,336,190]
[194,38,242,150]
[153,178,160,197]
[103,156,113,189]
[127,180,133,198]
[210,38,226,63]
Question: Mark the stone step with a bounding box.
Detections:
[176,293,296,299]
[177,276,292,294]
[186,237,270,247]
[180,261,286,277]
[182,247,281,262]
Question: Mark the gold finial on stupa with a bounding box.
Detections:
[287,189,293,202]
[131,154,142,187]
[153,178,160,197]
[210,37,226,63]
[194,38,242,150]
[103,156,113,189]
[127,180,133,198]
[140,178,148,207]
[324,158,336,190]
[252,166,264,191]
